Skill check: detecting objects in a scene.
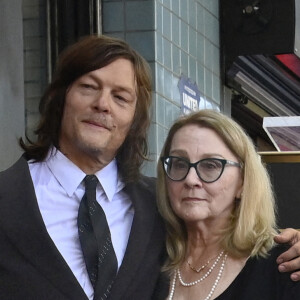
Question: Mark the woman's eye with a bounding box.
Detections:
[173,160,187,169]
[202,161,218,170]
[201,160,224,171]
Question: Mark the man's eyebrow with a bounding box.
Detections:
[113,86,136,96]
[86,74,136,96]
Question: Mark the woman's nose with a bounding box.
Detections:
[184,166,203,188]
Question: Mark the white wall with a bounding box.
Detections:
[0,0,25,170]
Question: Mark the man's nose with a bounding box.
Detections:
[93,90,111,112]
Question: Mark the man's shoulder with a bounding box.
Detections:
[134,174,157,192]
[123,174,157,199]
[138,174,157,186]
[0,156,27,173]
[0,156,30,182]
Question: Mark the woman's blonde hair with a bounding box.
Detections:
[157,109,277,272]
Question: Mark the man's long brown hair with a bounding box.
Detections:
[20,35,152,183]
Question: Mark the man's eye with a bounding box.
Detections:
[81,84,96,90]
[115,95,126,101]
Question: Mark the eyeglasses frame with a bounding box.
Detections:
[161,156,241,183]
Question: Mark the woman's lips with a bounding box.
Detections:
[182,197,206,202]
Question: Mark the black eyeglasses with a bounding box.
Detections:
[161,156,241,183]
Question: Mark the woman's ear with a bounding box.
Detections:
[236,181,243,200]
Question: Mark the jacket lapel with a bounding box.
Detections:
[110,178,157,299]
[0,157,88,300]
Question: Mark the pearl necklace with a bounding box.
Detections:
[168,253,228,300]
[178,251,224,287]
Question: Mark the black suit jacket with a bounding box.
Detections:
[0,157,168,299]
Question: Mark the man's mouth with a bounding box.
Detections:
[82,114,114,130]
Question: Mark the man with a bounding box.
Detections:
[0,35,299,300]
[0,35,166,300]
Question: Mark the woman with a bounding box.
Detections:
[157,109,299,299]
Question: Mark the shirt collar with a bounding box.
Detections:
[94,157,124,202]
[46,148,124,201]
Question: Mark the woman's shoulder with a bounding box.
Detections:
[267,243,290,258]
[216,244,299,300]
[241,244,288,276]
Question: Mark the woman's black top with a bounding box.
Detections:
[215,244,300,300]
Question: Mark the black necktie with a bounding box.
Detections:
[78,175,118,299]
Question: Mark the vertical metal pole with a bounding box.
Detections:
[95,0,102,34]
